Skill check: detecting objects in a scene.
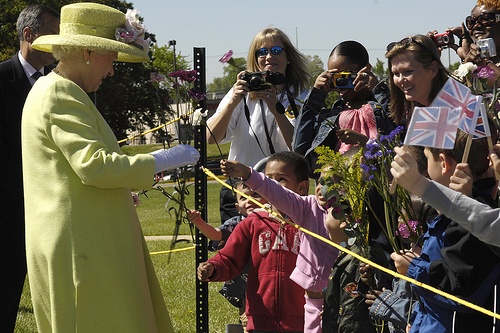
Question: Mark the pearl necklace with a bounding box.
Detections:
[52,68,70,80]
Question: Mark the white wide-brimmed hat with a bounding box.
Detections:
[32,2,150,63]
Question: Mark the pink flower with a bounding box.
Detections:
[396,220,420,239]
[474,66,496,79]
[150,72,166,83]
[168,70,197,82]
[219,50,233,63]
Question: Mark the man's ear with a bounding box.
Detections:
[23,27,35,43]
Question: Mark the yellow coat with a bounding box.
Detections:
[21,72,173,333]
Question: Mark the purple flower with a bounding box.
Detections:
[474,66,496,79]
[219,50,234,63]
[187,89,206,102]
[168,70,198,82]
[396,220,420,239]
[150,72,166,83]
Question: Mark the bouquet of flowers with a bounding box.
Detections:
[453,62,500,129]
[360,126,421,252]
[315,146,370,257]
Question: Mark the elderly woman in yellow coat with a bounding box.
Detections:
[20,3,199,332]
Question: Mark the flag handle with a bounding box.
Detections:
[462,134,473,163]
[389,145,408,194]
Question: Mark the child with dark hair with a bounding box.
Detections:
[218,151,339,333]
[389,129,500,333]
[188,181,268,332]
[198,152,311,332]
[293,40,394,178]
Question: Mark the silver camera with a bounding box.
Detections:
[476,38,497,58]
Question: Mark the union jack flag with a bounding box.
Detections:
[404,106,461,149]
[472,103,491,139]
[430,78,478,133]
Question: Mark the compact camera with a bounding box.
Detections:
[331,71,357,89]
[241,70,286,91]
[476,38,497,58]
[432,32,454,48]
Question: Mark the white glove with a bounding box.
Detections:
[150,144,200,173]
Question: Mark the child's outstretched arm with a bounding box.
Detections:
[187,209,222,241]
[391,146,431,197]
[220,159,251,181]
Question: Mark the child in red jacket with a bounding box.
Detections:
[197,153,310,332]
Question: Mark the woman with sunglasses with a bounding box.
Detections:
[386,34,449,126]
[206,27,309,230]
[206,27,310,168]
[460,1,500,66]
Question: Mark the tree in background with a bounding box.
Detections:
[1,0,191,143]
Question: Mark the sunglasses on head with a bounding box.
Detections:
[386,37,438,60]
[386,37,427,52]
[465,12,500,30]
[255,46,285,57]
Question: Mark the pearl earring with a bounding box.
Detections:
[86,60,90,65]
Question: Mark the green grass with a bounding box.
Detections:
[14,141,316,332]
[14,142,242,333]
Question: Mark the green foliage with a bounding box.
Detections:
[208,57,246,95]
[1,0,196,144]
[306,54,325,87]
[372,58,388,82]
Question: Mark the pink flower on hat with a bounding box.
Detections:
[115,9,151,52]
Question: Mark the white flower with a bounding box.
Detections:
[454,62,478,79]
[115,9,151,53]
[192,108,208,126]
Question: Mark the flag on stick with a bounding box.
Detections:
[404,106,461,149]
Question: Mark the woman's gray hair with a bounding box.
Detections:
[52,45,109,61]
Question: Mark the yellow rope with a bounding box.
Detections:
[202,167,500,320]
[149,245,195,255]
[117,109,196,144]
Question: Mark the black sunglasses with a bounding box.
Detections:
[465,12,500,30]
[255,46,285,58]
[386,37,438,60]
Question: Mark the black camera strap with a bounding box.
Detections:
[243,97,272,157]
[260,100,276,155]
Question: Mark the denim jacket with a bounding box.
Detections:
[292,81,393,177]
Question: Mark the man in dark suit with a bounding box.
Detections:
[0,5,59,332]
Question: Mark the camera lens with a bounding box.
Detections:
[336,78,348,87]
[249,76,264,90]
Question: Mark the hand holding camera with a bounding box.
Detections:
[431,31,454,48]
[476,38,497,58]
[240,70,286,91]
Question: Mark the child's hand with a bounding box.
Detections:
[187,209,203,224]
[490,144,500,176]
[197,262,214,281]
[220,159,251,181]
[337,129,369,146]
[354,64,377,92]
[390,249,419,275]
[450,163,473,197]
[313,71,334,92]
[391,146,429,196]
[365,289,383,309]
